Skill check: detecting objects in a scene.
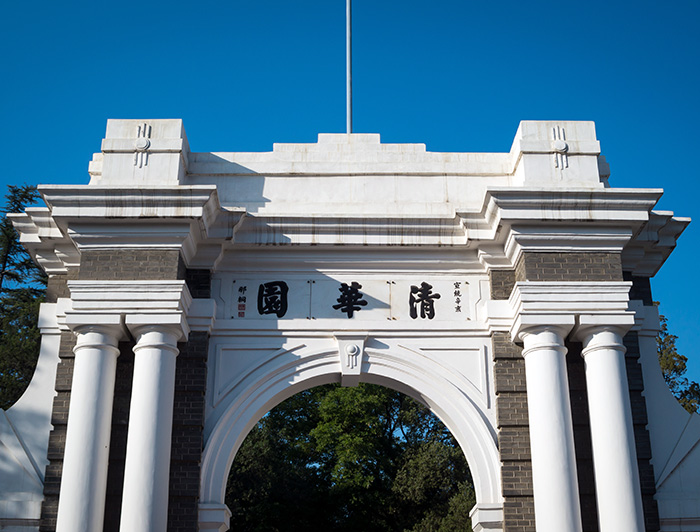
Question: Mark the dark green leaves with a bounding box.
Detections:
[226,383,475,531]
[0,185,45,410]
[656,306,700,414]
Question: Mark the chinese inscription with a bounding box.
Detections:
[409,282,441,320]
[257,281,289,318]
[453,282,462,313]
[237,285,247,317]
[231,278,468,320]
[333,281,368,318]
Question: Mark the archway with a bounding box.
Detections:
[200,344,503,530]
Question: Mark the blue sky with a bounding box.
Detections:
[2,1,699,382]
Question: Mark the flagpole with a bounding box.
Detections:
[346,0,352,134]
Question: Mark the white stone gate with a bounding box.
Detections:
[3,120,699,532]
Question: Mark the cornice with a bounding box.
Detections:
[11,186,233,272]
[621,210,691,276]
[461,188,686,274]
[11,183,688,278]
[39,185,221,232]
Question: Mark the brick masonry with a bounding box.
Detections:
[566,342,599,532]
[78,249,184,281]
[39,251,210,532]
[102,341,135,532]
[490,270,516,300]
[515,252,623,282]
[624,272,654,306]
[45,271,79,303]
[491,332,535,532]
[168,332,209,531]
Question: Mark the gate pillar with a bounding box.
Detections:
[574,322,644,531]
[55,323,123,532]
[57,280,192,532]
[119,324,188,532]
[513,321,583,532]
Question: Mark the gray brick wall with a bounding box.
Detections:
[490,270,516,300]
[624,272,654,306]
[515,252,623,282]
[492,332,536,531]
[566,342,599,532]
[45,270,79,303]
[79,249,183,281]
[103,342,135,532]
[625,274,660,531]
[168,331,209,532]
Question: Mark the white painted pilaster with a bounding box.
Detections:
[56,323,122,532]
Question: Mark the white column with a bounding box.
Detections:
[518,325,583,532]
[56,325,121,532]
[119,325,182,532]
[579,326,644,531]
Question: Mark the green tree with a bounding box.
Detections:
[226,383,475,532]
[0,184,46,410]
[656,307,700,414]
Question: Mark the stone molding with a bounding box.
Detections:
[198,503,231,532]
[64,280,192,341]
[508,281,635,342]
[11,187,688,277]
[469,503,505,532]
[9,186,226,273]
[622,210,690,276]
[461,188,684,275]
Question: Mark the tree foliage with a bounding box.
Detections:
[226,383,474,532]
[656,307,700,414]
[0,185,46,410]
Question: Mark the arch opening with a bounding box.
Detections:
[200,345,503,530]
[226,382,476,530]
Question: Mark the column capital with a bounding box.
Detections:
[512,318,575,346]
[509,281,634,344]
[516,324,574,358]
[65,280,192,342]
[571,318,634,346]
[71,324,125,355]
[129,324,186,354]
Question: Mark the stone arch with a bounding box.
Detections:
[200,343,503,527]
